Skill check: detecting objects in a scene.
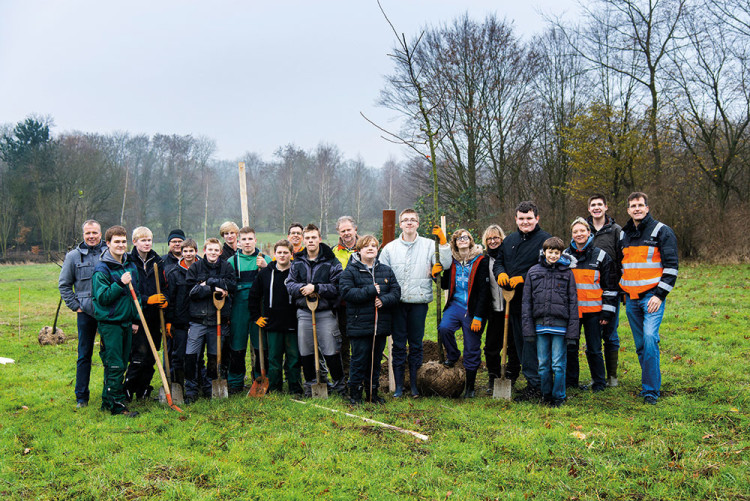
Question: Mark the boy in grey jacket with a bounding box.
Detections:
[379,209,451,397]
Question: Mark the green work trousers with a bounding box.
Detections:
[99,322,132,414]
[266,330,301,392]
[229,287,266,389]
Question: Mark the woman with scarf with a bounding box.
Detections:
[435,229,490,398]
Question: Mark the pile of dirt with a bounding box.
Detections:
[38,327,66,346]
[377,340,467,397]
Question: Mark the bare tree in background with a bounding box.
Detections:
[313,143,341,237]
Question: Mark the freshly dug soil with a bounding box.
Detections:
[416,361,466,397]
[38,326,66,346]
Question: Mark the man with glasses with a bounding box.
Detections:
[379,209,451,397]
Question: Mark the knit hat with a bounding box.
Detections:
[167,229,186,243]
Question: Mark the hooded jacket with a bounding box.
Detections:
[440,244,490,321]
[59,240,107,317]
[186,257,236,325]
[521,254,579,341]
[285,242,343,312]
[248,261,297,333]
[339,253,401,337]
[492,225,552,314]
[378,234,451,304]
[91,249,140,324]
[586,215,621,263]
[165,257,199,328]
[129,247,166,325]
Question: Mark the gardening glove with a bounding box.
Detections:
[147,293,167,306]
[508,276,524,288]
[471,317,482,332]
[497,273,510,286]
[255,317,268,328]
[432,226,447,245]
[431,263,443,278]
[165,323,172,338]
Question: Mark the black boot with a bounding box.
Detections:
[486,374,496,395]
[393,365,405,398]
[324,354,347,397]
[464,370,477,398]
[349,384,363,405]
[409,363,420,397]
[605,350,619,387]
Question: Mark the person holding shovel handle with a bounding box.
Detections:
[285,224,347,398]
[435,229,491,398]
[91,225,141,417]
[184,238,236,402]
[339,235,401,405]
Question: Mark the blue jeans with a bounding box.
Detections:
[602,301,621,352]
[537,334,567,402]
[626,293,665,400]
[391,303,428,370]
[439,302,483,371]
[75,312,99,403]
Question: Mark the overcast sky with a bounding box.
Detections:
[0,1,577,168]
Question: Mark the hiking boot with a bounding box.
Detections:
[348,385,363,406]
[486,375,496,395]
[607,376,619,387]
[643,396,658,405]
[443,360,456,368]
[550,399,565,408]
[76,401,88,409]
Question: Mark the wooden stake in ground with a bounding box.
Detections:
[18,286,21,340]
[382,209,397,393]
[238,161,249,227]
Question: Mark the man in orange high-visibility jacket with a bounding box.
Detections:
[618,192,678,405]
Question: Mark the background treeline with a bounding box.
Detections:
[2,0,749,261]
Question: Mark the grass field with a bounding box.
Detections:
[0,263,748,500]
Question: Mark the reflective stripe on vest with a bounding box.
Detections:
[572,268,602,316]
[620,242,663,299]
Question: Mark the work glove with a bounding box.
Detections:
[508,276,524,288]
[147,293,167,306]
[431,263,443,278]
[471,317,482,332]
[255,317,268,328]
[166,323,172,338]
[497,273,510,287]
[432,226,447,245]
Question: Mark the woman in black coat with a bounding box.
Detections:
[339,235,401,405]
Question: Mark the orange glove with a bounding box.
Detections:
[159,300,168,310]
[509,276,524,288]
[165,323,172,338]
[497,273,510,286]
[432,226,447,245]
[255,317,268,328]
[471,318,482,332]
[147,293,166,305]
[431,263,443,278]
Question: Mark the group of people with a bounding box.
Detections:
[58,191,678,417]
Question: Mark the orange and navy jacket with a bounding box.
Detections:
[567,238,618,319]
[618,214,678,301]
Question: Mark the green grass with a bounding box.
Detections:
[0,263,748,500]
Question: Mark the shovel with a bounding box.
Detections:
[493,288,516,401]
[306,294,328,399]
[248,316,269,397]
[211,292,229,399]
[155,263,183,405]
[127,283,183,413]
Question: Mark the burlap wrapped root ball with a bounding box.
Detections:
[38,326,66,346]
[416,361,465,397]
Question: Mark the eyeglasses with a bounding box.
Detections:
[486,236,502,242]
[457,235,470,241]
[401,218,419,223]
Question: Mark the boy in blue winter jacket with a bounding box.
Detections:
[522,237,579,407]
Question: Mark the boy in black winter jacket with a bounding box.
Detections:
[184,238,236,402]
[248,239,302,395]
[522,237,579,407]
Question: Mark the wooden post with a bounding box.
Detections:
[18,286,21,340]
[238,162,249,227]
[382,209,397,392]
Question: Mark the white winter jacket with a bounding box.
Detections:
[379,234,451,304]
